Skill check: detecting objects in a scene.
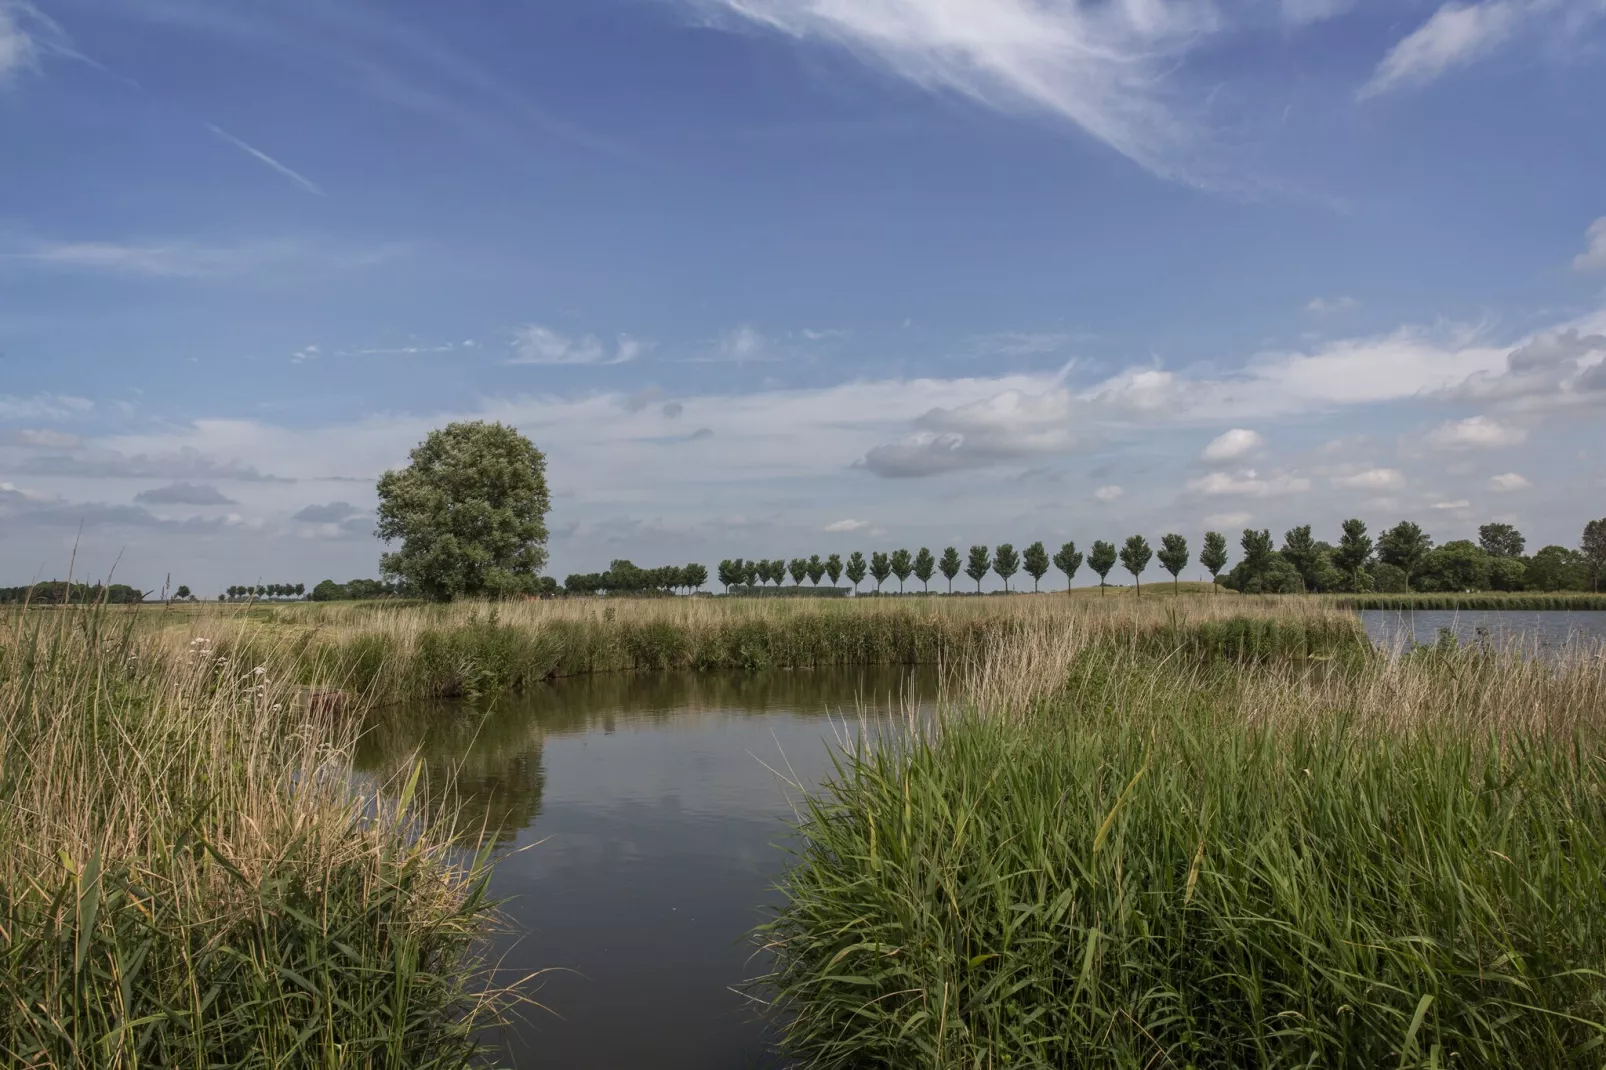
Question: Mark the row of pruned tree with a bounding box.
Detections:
[564,560,709,596]
[221,583,306,601]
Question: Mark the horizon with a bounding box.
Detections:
[3,0,1604,593]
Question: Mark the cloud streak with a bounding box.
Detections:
[205,123,325,195]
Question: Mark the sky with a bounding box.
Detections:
[1,0,1604,594]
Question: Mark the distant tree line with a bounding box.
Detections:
[221,583,306,601]
[0,582,145,605]
[308,578,417,601]
[564,561,708,596]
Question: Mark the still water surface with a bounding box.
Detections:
[1359,609,1606,653]
[354,668,936,1070]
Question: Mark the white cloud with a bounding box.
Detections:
[1306,295,1360,314]
[1489,471,1532,491]
[1203,512,1252,528]
[1281,0,1355,24]
[722,325,766,358]
[1576,217,1606,272]
[1085,368,1176,414]
[1332,468,1406,490]
[1431,498,1471,510]
[824,518,870,533]
[685,0,1222,183]
[0,394,93,420]
[1360,0,1522,98]
[1425,415,1527,449]
[2,238,398,279]
[971,331,1073,357]
[1201,428,1264,463]
[0,4,38,79]
[9,428,83,449]
[133,482,237,506]
[1094,485,1124,502]
[205,124,324,196]
[860,386,1075,477]
[1185,468,1311,498]
[508,325,639,365]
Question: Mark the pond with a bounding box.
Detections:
[354,667,937,1070]
[1359,609,1606,654]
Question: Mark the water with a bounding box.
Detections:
[1359,609,1606,654]
[354,668,936,1070]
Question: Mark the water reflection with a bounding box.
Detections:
[353,666,937,1070]
[1359,609,1606,655]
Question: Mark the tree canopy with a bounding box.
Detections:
[376,421,551,601]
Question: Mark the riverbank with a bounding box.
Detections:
[1332,592,1606,610]
[128,595,1370,703]
[0,606,512,1067]
[759,618,1606,1067]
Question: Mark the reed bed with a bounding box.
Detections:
[0,606,512,1068]
[122,595,1369,704]
[758,619,1606,1068]
[1332,593,1606,611]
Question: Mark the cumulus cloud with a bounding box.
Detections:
[1332,468,1406,491]
[509,325,641,365]
[859,387,1075,478]
[824,518,870,533]
[1201,428,1264,463]
[1084,368,1176,414]
[1360,0,1521,98]
[292,501,363,523]
[133,482,236,506]
[1489,472,1532,491]
[684,0,1223,183]
[1576,217,1606,272]
[1444,327,1606,404]
[1425,415,1527,449]
[1185,468,1311,498]
[1094,485,1124,502]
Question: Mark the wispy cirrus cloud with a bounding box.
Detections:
[205,123,324,196]
[1,237,402,280]
[0,3,38,79]
[508,325,644,365]
[684,0,1224,184]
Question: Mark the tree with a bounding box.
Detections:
[294,582,306,599]
[1241,529,1274,573]
[1489,556,1526,592]
[375,421,550,601]
[1415,540,1492,592]
[1119,535,1152,595]
[310,579,346,602]
[1022,541,1049,592]
[1157,533,1188,591]
[1199,531,1228,592]
[845,551,867,593]
[992,544,1020,592]
[1479,522,1526,559]
[1332,519,1373,591]
[685,563,708,592]
[913,547,935,592]
[789,558,808,586]
[717,559,738,592]
[1369,562,1409,593]
[1280,525,1321,592]
[939,547,962,593]
[746,560,763,589]
[869,551,892,592]
[965,546,991,593]
[1583,518,1606,592]
[807,555,826,585]
[890,549,913,593]
[1089,541,1117,593]
[1526,545,1589,592]
[1377,521,1433,586]
[825,553,843,587]
[1052,541,1083,590]
[173,585,192,601]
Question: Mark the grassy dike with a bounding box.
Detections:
[0,607,512,1068]
[140,595,1373,704]
[756,621,1606,1068]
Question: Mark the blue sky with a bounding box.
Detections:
[2,0,1604,593]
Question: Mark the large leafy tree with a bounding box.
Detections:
[913,547,935,592]
[1527,545,1589,591]
[1583,518,1606,592]
[1088,541,1117,593]
[1378,521,1433,586]
[1052,542,1083,591]
[807,555,826,585]
[890,549,913,593]
[939,547,962,593]
[1332,519,1373,591]
[1022,541,1049,592]
[745,560,763,589]
[825,553,843,587]
[376,421,550,601]
[992,544,1020,592]
[965,546,991,593]
[789,558,808,586]
[1199,531,1228,592]
[1280,525,1321,593]
[1119,535,1152,595]
[1157,533,1189,591]
[845,552,867,592]
[1479,523,1526,559]
[684,563,708,592]
[1415,540,1492,592]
